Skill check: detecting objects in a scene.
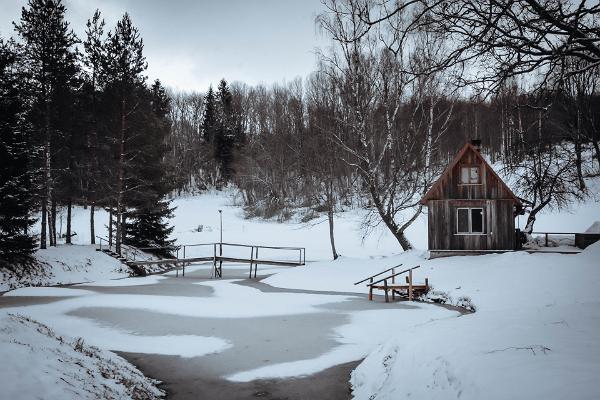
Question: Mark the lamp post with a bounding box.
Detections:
[218,209,223,256]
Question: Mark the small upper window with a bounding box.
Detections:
[460,166,480,184]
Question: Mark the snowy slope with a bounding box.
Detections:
[1,245,129,292]
[0,313,164,400]
[29,186,600,261]
[347,246,600,400]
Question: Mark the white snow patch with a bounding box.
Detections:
[4,287,95,297]
[78,275,167,287]
[1,245,128,292]
[0,313,164,399]
[585,221,600,233]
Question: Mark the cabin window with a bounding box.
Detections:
[456,207,484,234]
[460,166,481,184]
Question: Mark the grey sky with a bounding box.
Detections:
[0,0,329,92]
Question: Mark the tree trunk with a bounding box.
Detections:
[40,198,47,249]
[50,196,57,246]
[108,205,113,249]
[121,212,126,245]
[395,230,413,251]
[66,199,72,244]
[115,99,126,255]
[575,110,586,190]
[90,203,95,245]
[327,208,339,260]
[368,181,413,251]
[593,138,600,172]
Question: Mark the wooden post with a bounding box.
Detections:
[176,248,179,278]
[384,279,389,303]
[545,233,549,247]
[425,277,429,290]
[183,246,186,277]
[249,247,254,279]
[254,247,259,278]
[408,269,413,301]
[368,285,373,301]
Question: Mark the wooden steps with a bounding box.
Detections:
[357,265,430,303]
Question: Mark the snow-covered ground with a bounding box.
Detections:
[1,189,599,399]
[0,313,164,399]
[0,245,129,292]
[265,245,600,399]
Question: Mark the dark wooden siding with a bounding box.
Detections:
[427,199,516,250]
[425,147,516,201]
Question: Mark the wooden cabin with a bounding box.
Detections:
[420,140,523,258]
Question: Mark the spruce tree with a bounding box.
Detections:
[82,9,106,245]
[100,12,147,255]
[215,78,235,182]
[0,39,37,264]
[14,0,79,249]
[125,80,175,255]
[201,85,217,143]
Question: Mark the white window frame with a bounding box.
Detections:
[456,207,485,235]
[459,165,482,185]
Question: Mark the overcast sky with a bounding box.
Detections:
[0,0,329,92]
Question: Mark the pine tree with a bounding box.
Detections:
[215,78,235,182]
[100,12,147,255]
[14,0,79,249]
[81,9,105,245]
[0,38,37,264]
[201,85,217,143]
[125,80,175,255]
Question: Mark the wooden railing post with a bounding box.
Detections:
[254,247,259,278]
[384,279,389,303]
[545,233,549,247]
[408,269,413,301]
[183,245,186,277]
[249,246,254,279]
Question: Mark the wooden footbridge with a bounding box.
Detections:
[96,238,305,278]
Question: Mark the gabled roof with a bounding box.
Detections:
[420,142,522,206]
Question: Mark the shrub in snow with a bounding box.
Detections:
[455,296,476,312]
[421,288,451,304]
[420,289,477,312]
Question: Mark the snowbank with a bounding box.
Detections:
[348,244,600,400]
[0,313,164,400]
[1,245,129,292]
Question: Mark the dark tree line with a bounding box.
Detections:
[0,0,174,268]
[3,0,599,265]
